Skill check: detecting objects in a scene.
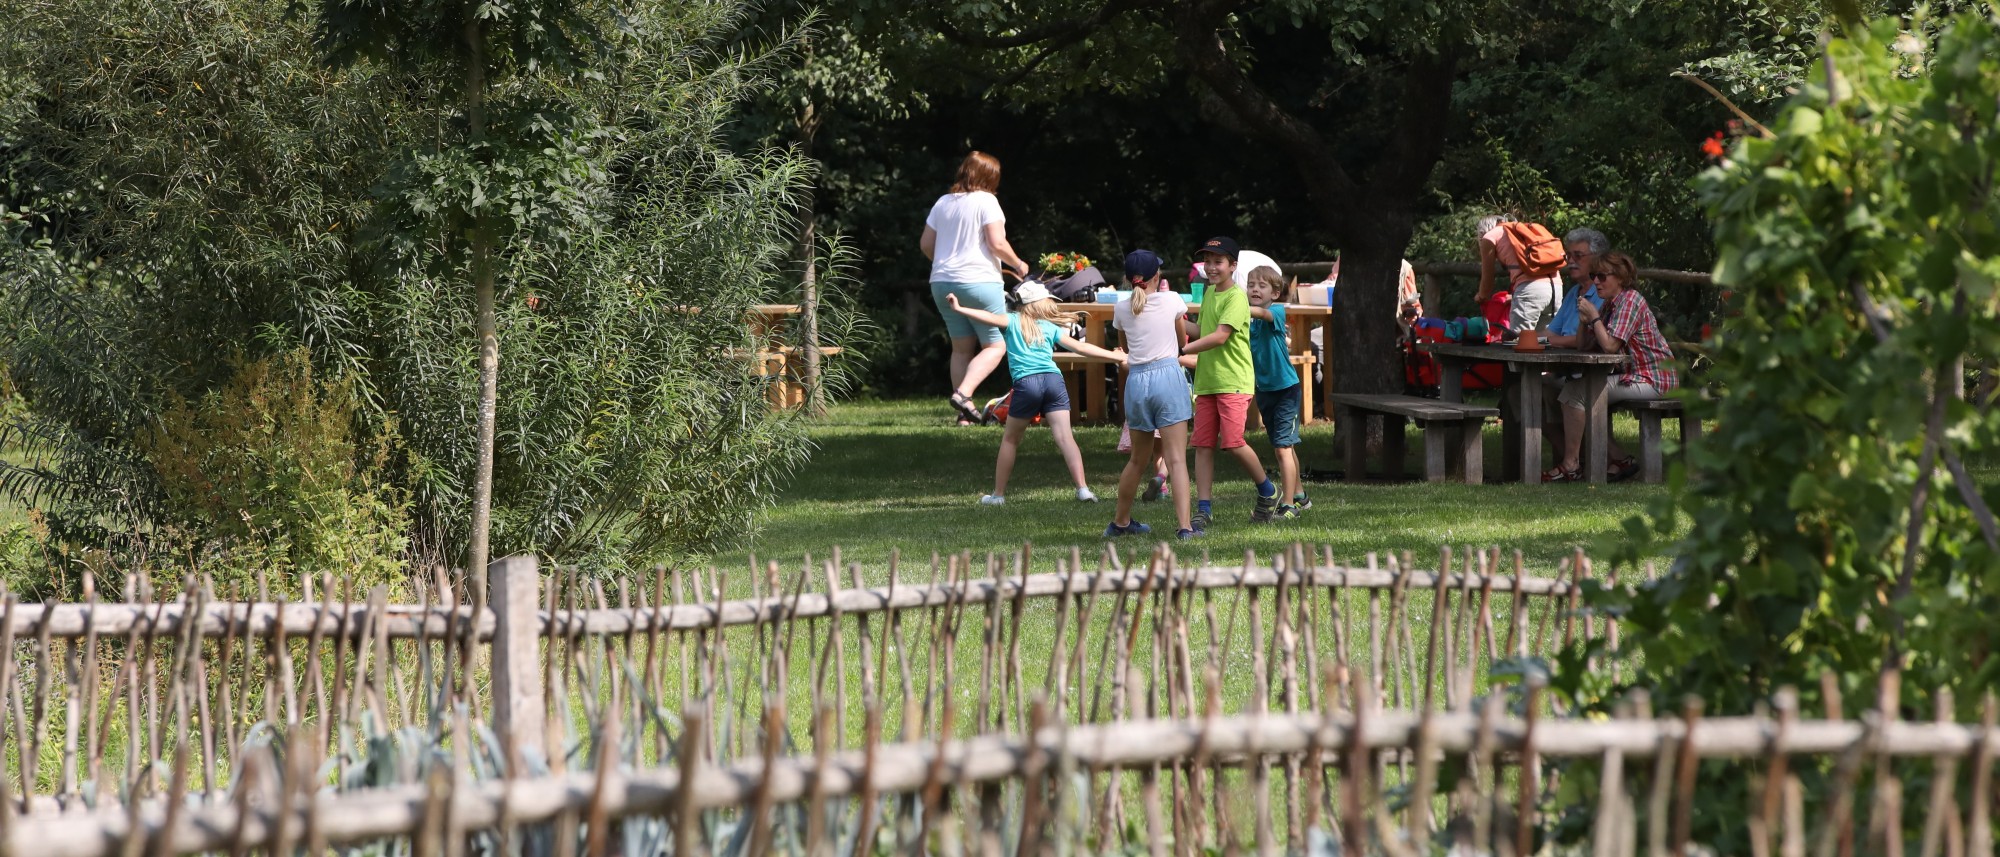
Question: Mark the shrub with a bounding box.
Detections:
[140,350,407,595]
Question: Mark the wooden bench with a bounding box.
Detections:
[1329,394,1500,484]
[1611,398,1695,484]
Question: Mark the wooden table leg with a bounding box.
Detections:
[1582,368,1610,484]
[1319,316,1336,421]
[1084,317,1107,424]
[1517,367,1544,484]
[1500,371,1522,483]
[1440,356,1465,403]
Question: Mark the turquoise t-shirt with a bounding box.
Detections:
[1192,285,1255,395]
[1003,313,1063,381]
[1250,303,1300,392]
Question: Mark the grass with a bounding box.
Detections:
[715,398,1680,581]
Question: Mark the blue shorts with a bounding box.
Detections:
[1122,358,1193,432]
[1010,372,1070,420]
[931,281,1007,345]
[1256,384,1302,448]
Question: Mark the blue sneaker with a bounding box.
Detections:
[1176,528,1199,540]
[1103,520,1152,538]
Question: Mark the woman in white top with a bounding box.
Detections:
[920,151,1031,424]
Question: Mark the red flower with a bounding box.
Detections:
[1701,131,1727,160]
[526,294,541,310]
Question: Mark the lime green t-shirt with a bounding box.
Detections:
[1192,283,1255,395]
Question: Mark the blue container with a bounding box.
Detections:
[1095,290,1129,304]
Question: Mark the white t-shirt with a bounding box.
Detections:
[1114,290,1188,366]
[925,191,1006,283]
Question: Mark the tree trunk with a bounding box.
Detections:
[795,98,824,417]
[465,17,496,588]
[1327,215,1417,395]
[799,205,823,416]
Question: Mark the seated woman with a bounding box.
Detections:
[1546,251,1678,482]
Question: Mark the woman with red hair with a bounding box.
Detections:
[921,151,1032,424]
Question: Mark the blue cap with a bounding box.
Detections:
[1123,249,1164,284]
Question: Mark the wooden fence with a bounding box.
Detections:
[0,544,1609,812]
[11,688,1998,857]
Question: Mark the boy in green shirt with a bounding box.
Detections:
[1181,237,1279,534]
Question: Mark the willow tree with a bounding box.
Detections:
[1,0,831,586]
[309,0,600,578]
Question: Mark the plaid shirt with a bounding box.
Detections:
[1601,290,1677,392]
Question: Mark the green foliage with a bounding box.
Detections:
[0,0,853,577]
[1617,10,2000,717]
[141,350,408,593]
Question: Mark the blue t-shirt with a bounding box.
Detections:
[1250,303,1300,392]
[1002,314,1063,381]
[1547,283,1602,337]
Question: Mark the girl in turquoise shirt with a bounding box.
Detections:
[948,283,1126,505]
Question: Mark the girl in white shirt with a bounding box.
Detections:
[1106,250,1195,539]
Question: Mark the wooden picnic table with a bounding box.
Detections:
[1418,342,1628,484]
[1057,299,1333,425]
[744,304,808,408]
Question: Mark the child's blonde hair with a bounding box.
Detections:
[1247,266,1290,301]
[1017,298,1081,348]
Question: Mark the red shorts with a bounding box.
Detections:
[1192,393,1252,449]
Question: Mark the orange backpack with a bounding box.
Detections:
[1498,222,1566,278]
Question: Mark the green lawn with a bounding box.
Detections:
[717,398,1680,581]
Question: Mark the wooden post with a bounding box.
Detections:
[490,554,543,770]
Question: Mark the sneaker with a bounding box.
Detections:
[1142,475,1167,502]
[1250,491,1279,523]
[1275,503,1300,521]
[979,494,1006,505]
[1190,509,1211,535]
[1103,520,1152,538]
[1075,487,1099,502]
[1292,493,1313,511]
[1176,528,1199,540]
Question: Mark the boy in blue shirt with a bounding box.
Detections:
[1244,266,1310,518]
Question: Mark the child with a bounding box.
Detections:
[1244,266,1312,518]
[947,283,1126,505]
[1181,237,1279,533]
[1106,250,1194,539]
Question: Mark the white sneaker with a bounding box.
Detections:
[1075,487,1098,502]
[979,494,1006,505]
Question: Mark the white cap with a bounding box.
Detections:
[1015,281,1052,304]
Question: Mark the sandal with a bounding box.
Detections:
[1609,455,1641,482]
[948,391,982,423]
[1541,464,1583,483]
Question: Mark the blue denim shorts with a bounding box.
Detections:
[931,281,1008,345]
[1122,358,1193,432]
[1255,384,1302,448]
[1010,372,1070,420]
